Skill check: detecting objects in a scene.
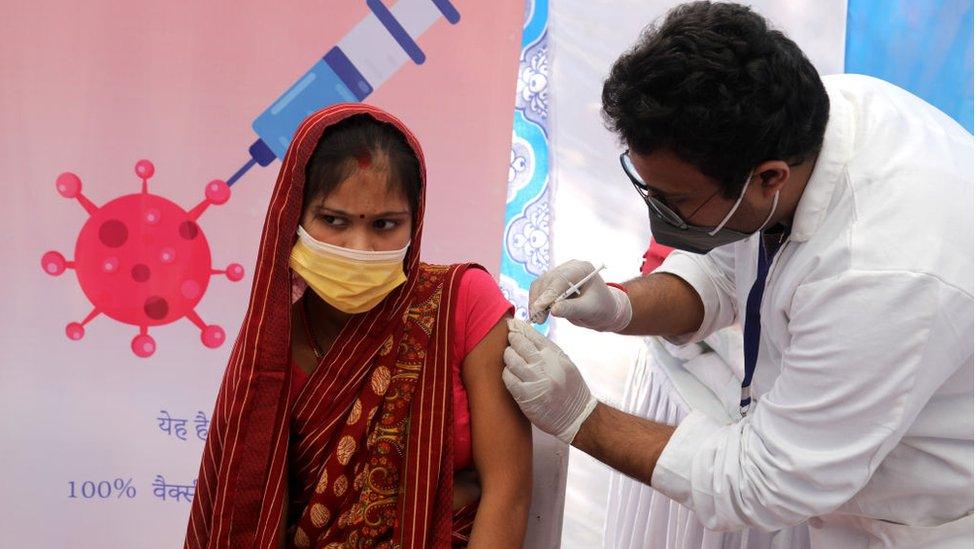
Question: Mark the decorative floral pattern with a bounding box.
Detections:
[508,133,534,202]
[516,37,549,128]
[505,188,550,276]
[289,264,455,545]
[500,0,551,333]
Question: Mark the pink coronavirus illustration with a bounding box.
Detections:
[41,160,244,358]
[39,1,463,359]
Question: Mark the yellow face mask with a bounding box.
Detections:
[290,226,409,314]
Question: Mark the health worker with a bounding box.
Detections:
[502,2,974,547]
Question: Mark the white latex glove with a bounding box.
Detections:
[528,259,632,332]
[502,318,598,444]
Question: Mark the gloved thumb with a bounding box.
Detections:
[548,298,577,320]
[502,367,523,394]
[503,368,548,403]
[529,286,562,324]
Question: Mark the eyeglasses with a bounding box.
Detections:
[619,151,726,230]
[619,151,689,229]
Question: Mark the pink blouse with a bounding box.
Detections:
[290,268,514,470]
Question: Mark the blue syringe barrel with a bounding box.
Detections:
[249,0,458,163]
[251,47,372,161]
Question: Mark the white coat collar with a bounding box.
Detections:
[789,84,855,242]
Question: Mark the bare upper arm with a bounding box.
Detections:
[460,314,533,492]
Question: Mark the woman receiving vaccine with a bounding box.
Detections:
[185,104,532,548]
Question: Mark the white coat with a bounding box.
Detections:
[650,74,974,548]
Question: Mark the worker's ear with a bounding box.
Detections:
[754,160,791,198]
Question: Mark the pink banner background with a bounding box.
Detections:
[0,1,522,546]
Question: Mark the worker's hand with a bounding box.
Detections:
[529,260,632,332]
[502,319,598,445]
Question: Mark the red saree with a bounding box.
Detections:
[186,104,474,548]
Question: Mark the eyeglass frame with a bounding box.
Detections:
[619,150,725,230]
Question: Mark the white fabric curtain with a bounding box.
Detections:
[604,335,812,549]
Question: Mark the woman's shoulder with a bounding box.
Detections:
[419,263,499,292]
[418,261,477,271]
[446,266,512,362]
[417,261,464,278]
[457,266,502,297]
[455,268,512,323]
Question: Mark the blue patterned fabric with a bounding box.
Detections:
[499,0,551,332]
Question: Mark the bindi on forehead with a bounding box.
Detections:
[354,149,372,169]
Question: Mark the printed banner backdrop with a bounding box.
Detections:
[0,1,524,547]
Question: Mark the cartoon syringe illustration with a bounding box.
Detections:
[227,0,460,185]
[42,0,460,357]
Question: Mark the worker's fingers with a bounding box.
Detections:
[503,369,548,403]
[528,273,556,311]
[529,286,562,323]
[503,346,533,380]
[507,330,543,365]
[548,298,574,319]
[510,318,554,351]
[527,273,545,307]
[528,260,595,322]
[529,308,551,325]
[508,318,540,345]
[502,367,522,393]
[550,291,595,321]
[505,360,539,386]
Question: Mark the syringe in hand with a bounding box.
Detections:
[530,264,607,324]
[226,0,461,186]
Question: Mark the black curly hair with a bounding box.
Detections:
[602,1,829,197]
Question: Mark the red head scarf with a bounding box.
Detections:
[185,104,468,548]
